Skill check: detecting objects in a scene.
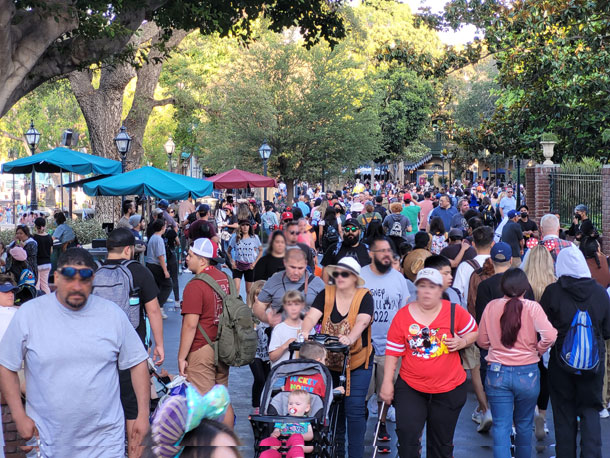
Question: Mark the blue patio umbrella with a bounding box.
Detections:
[83,166,213,200]
[1,147,122,175]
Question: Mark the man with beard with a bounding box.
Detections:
[361,237,414,454]
[321,218,371,275]
[0,248,150,457]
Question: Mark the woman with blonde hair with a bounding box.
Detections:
[522,244,556,443]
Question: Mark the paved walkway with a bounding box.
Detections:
[163,271,610,457]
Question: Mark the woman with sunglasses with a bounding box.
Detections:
[379,268,478,458]
[226,219,262,294]
[300,256,374,458]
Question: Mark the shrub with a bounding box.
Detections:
[541,132,559,142]
[67,219,107,246]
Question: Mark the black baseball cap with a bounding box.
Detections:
[344,218,362,229]
[106,228,136,249]
[197,203,210,213]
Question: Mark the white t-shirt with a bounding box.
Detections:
[360,266,413,356]
[268,321,315,367]
[453,254,491,309]
[0,293,148,457]
[0,306,16,451]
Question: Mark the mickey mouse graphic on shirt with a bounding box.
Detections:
[407,323,450,359]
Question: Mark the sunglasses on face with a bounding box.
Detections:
[344,226,359,233]
[331,271,351,279]
[288,231,298,235]
[59,267,94,281]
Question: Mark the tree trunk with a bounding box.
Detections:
[69,24,187,222]
[286,178,295,205]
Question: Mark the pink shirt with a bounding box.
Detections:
[418,200,434,229]
[477,298,557,366]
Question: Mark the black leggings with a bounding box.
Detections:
[537,359,549,411]
[167,252,180,301]
[394,377,467,458]
[146,263,173,307]
[249,358,270,408]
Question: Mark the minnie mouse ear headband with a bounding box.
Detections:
[151,384,230,458]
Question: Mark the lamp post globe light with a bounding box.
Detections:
[259,140,272,201]
[114,125,132,205]
[24,120,41,210]
[164,136,176,173]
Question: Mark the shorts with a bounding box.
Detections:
[232,268,255,282]
[119,369,138,420]
[186,344,230,396]
[461,345,481,371]
[367,354,400,400]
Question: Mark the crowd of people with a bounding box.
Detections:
[0,176,609,458]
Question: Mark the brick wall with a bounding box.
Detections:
[532,165,559,224]
[525,166,536,211]
[2,398,26,458]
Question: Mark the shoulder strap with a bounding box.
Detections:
[322,285,336,327]
[466,258,481,271]
[450,301,456,337]
[193,272,234,298]
[197,323,214,347]
[347,288,369,328]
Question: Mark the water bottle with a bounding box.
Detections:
[297,330,305,343]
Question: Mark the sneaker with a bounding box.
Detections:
[386,406,396,422]
[472,409,483,424]
[477,409,493,433]
[377,422,390,442]
[161,311,168,319]
[165,298,174,304]
[534,415,546,441]
[600,408,609,419]
[376,445,391,454]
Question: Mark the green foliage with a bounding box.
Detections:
[0,230,14,247]
[541,133,559,143]
[67,219,108,245]
[0,80,89,159]
[560,157,602,174]
[424,1,610,161]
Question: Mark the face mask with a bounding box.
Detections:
[521,213,528,218]
[575,213,582,220]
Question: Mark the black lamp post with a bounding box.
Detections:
[164,136,175,173]
[114,125,132,204]
[447,151,453,186]
[8,149,16,223]
[259,140,272,201]
[24,120,41,210]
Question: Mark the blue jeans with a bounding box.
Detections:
[485,362,539,458]
[333,362,373,458]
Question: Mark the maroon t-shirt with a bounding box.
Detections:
[181,266,230,353]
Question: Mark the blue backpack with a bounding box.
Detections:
[558,305,600,374]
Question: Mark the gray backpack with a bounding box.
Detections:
[92,261,140,328]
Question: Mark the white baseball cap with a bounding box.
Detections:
[414,268,444,287]
[191,238,224,263]
[326,256,366,287]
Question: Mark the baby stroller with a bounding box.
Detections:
[250,334,349,458]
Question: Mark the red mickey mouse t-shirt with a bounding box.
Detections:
[386,300,477,393]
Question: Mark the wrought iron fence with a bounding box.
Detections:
[549,170,602,230]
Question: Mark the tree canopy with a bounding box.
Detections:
[418,0,610,160]
[0,0,346,118]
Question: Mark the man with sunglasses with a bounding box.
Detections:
[283,221,316,272]
[0,248,150,457]
[320,219,371,281]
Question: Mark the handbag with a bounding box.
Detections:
[235,260,251,271]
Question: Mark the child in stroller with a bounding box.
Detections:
[250,335,350,458]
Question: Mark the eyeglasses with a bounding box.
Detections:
[421,327,431,348]
[59,267,94,281]
[331,271,351,279]
[344,227,359,233]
